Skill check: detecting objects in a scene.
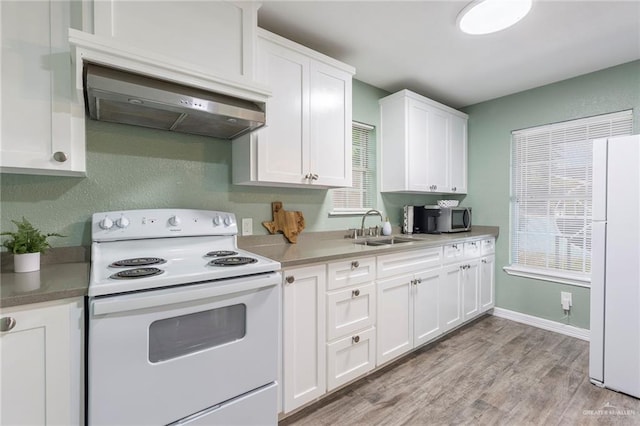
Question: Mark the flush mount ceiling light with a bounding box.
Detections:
[457,0,533,35]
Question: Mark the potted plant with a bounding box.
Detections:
[1,218,64,273]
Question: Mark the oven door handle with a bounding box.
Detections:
[92,272,281,316]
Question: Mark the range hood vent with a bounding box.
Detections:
[84,64,266,140]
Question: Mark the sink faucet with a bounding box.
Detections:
[360,209,384,235]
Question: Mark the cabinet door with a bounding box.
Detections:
[0,299,82,425]
[0,0,85,176]
[425,107,450,192]
[254,38,309,185]
[413,268,442,347]
[326,283,376,341]
[376,274,413,366]
[282,265,326,413]
[309,60,352,187]
[440,264,463,332]
[407,99,431,192]
[449,114,468,194]
[462,260,480,321]
[480,255,496,312]
[93,1,256,80]
[326,326,376,391]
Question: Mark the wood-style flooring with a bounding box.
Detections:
[280,315,640,425]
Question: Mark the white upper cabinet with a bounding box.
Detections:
[379,90,468,194]
[232,29,354,188]
[1,0,86,176]
[92,1,259,83]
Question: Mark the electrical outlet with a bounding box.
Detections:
[561,291,572,311]
[241,218,253,236]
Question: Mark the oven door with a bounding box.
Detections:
[88,272,280,426]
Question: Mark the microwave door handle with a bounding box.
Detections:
[464,208,471,228]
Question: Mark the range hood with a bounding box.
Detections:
[84,63,266,140]
[68,28,270,140]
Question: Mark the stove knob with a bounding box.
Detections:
[213,215,222,226]
[223,215,234,226]
[116,215,130,228]
[99,216,114,230]
[169,215,181,226]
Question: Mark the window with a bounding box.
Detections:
[331,121,376,214]
[506,110,633,286]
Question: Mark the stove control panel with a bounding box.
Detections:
[92,209,239,242]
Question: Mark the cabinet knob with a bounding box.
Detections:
[352,289,361,297]
[352,335,360,344]
[285,276,295,284]
[0,317,16,332]
[311,174,319,181]
[351,260,360,269]
[452,187,457,192]
[482,259,487,264]
[416,278,422,284]
[53,151,68,163]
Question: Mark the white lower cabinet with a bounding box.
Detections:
[413,267,443,347]
[480,255,496,312]
[376,247,443,366]
[326,326,376,391]
[0,298,83,425]
[282,264,327,413]
[440,263,463,333]
[280,237,495,414]
[461,260,481,321]
[325,256,376,391]
[377,274,414,365]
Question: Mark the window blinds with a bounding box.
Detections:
[510,110,633,281]
[332,122,376,212]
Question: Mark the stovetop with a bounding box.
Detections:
[89,209,281,297]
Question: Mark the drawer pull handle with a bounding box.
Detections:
[285,276,295,284]
[352,289,360,297]
[0,317,16,332]
[351,260,360,269]
[352,335,360,344]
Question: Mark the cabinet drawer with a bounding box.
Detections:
[377,247,442,279]
[464,240,481,258]
[326,326,376,391]
[326,283,376,340]
[327,257,375,290]
[442,243,464,264]
[481,238,495,255]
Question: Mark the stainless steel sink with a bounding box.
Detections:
[354,236,414,246]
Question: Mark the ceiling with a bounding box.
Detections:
[258,1,640,109]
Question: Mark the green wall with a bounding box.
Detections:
[462,60,640,330]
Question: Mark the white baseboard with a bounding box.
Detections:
[492,307,590,341]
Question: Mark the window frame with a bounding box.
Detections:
[330,121,376,216]
[504,110,634,287]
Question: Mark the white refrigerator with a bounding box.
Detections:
[589,134,640,398]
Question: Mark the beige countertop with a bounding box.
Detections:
[0,226,498,308]
[239,226,499,268]
[0,262,90,308]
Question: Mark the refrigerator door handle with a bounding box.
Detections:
[589,221,606,384]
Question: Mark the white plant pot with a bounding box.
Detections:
[14,252,41,273]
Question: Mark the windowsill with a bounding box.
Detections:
[503,265,591,288]
[328,209,374,217]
